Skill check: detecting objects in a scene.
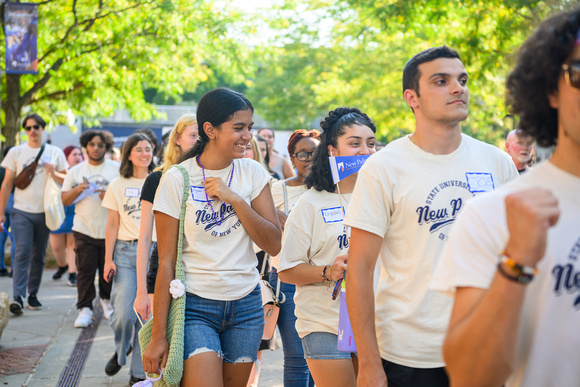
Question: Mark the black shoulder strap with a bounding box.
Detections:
[33,143,46,163]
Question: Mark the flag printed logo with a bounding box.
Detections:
[329,155,371,184]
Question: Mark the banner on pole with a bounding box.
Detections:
[329,155,371,184]
[5,2,39,74]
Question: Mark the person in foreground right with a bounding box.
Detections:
[432,7,580,387]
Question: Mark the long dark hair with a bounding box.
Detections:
[181,88,254,161]
[119,133,155,178]
[305,107,376,193]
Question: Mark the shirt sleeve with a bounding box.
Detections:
[152,169,183,220]
[62,169,74,191]
[431,194,508,293]
[101,179,119,211]
[344,157,391,237]
[1,148,17,173]
[251,161,272,201]
[271,180,284,210]
[140,171,161,203]
[55,148,68,171]
[278,195,314,271]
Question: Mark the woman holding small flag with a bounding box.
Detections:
[278,107,376,386]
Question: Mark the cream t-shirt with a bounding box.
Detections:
[152,157,271,301]
[279,188,351,338]
[432,161,580,386]
[62,160,120,239]
[343,134,518,368]
[270,180,308,269]
[102,176,150,242]
[1,143,68,213]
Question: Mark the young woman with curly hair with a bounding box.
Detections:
[278,108,376,386]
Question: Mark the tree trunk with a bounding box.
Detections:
[3,74,22,150]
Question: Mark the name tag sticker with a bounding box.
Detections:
[190,186,210,202]
[321,207,344,223]
[465,173,495,193]
[124,187,140,198]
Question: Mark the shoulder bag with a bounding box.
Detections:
[138,164,189,387]
[13,144,45,190]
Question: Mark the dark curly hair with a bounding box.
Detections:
[80,129,115,152]
[305,107,377,193]
[506,7,580,147]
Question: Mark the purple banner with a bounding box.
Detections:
[5,2,39,74]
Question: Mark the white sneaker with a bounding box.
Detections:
[100,298,113,320]
[74,307,94,328]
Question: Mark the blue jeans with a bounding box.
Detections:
[269,269,314,387]
[302,332,355,360]
[0,193,15,270]
[12,209,50,298]
[183,285,264,363]
[110,240,145,379]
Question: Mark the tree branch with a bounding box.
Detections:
[27,82,84,105]
[20,58,64,107]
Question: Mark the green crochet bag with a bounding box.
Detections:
[138,164,189,387]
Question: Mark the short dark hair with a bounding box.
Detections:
[22,113,46,129]
[402,46,462,96]
[305,107,376,193]
[506,7,580,147]
[79,129,115,152]
[182,88,254,161]
[119,133,155,178]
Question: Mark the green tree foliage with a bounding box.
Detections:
[248,0,573,144]
[0,0,254,146]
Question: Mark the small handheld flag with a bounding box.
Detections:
[329,155,371,184]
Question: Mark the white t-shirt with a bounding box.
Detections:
[62,160,120,239]
[343,134,518,368]
[431,161,580,387]
[102,176,150,242]
[1,143,68,213]
[279,188,351,338]
[270,180,308,269]
[152,157,271,301]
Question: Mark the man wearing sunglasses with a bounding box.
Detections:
[0,113,68,315]
[432,7,580,387]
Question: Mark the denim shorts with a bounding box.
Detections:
[183,285,264,363]
[301,332,355,360]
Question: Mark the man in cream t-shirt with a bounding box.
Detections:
[344,47,518,386]
[61,129,119,328]
[0,113,68,315]
[432,10,580,387]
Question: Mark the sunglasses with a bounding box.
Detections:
[293,151,314,162]
[24,125,41,131]
[562,62,580,91]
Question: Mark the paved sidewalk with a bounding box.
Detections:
[0,269,284,386]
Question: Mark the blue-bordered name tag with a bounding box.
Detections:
[321,207,344,223]
[465,172,495,193]
[190,186,211,202]
[124,187,140,197]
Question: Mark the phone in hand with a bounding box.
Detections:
[107,269,114,283]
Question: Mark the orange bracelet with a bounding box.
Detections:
[500,253,539,276]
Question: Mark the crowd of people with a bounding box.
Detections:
[0,6,578,387]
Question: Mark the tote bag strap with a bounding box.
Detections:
[171,164,190,283]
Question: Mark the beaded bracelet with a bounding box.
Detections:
[497,262,534,284]
[321,265,332,287]
[497,253,537,285]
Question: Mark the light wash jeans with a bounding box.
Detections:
[110,240,145,379]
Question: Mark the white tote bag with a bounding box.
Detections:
[44,176,65,231]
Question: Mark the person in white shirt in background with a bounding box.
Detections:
[258,127,295,179]
[0,113,68,315]
[102,133,155,385]
[279,107,377,387]
[344,46,518,387]
[433,8,580,387]
[505,129,534,174]
[61,130,119,328]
